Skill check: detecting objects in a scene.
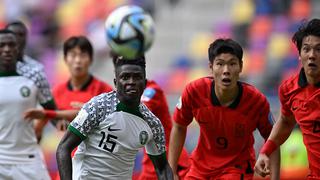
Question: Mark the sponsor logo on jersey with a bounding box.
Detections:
[176,96,182,109]
[141,88,156,102]
[139,131,148,145]
[20,86,31,97]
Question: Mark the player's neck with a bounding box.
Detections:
[70,74,91,90]
[214,84,239,107]
[306,74,320,86]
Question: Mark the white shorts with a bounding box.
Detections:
[0,160,50,180]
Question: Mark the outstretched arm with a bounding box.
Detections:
[149,153,173,180]
[56,130,82,180]
[168,122,187,179]
[255,113,295,177]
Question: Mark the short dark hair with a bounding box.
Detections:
[5,20,27,31]
[0,29,16,36]
[292,18,320,54]
[208,38,243,64]
[63,36,94,60]
[113,55,146,75]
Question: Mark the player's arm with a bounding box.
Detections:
[255,113,296,177]
[168,122,187,179]
[149,153,173,180]
[56,128,83,180]
[24,108,79,122]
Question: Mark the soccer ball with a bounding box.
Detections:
[105,5,155,59]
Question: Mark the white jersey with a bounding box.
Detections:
[69,91,166,180]
[0,69,53,164]
[17,55,44,71]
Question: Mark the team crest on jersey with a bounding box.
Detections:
[139,131,148,145]
[20,86,31,97]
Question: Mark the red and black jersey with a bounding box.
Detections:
[53,75,113,110]
[139,80,190,180]
[173,77,274,177]
[279,68,320,177]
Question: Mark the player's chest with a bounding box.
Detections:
[92,112,153,153]
[290,90,320,121]
[0,77,37,106]
[193,106,255,136]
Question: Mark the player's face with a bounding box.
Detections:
[114,64,146,106]
[0,33,18,71]
[210,53,242,90]
[64,47,91,78]
[6,25,27,54]
[300,35,320,82]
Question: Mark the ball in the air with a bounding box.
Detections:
[105,5,155,59]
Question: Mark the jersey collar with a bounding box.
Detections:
[67,75,93,91]
[298,68,320,88]
[211,81,243,109]
[0,71,19,77]
[116,102,144,119]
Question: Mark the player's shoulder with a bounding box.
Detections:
[52,81,68,93]
[186,77,212,93]
[84,91,118,113]
[279,73,300,93]
[23,55,44,69]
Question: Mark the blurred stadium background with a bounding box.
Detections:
[1,0,318,179]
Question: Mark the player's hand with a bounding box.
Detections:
[254,153,271,177]
[24,109,45,121]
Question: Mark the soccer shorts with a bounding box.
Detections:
[0,161,50,180]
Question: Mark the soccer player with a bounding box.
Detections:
[255,18,320,179]
[0,29,52,179]
[168,38,280,179]
[138,80,190,180]
[26,36,113,141]
[56,56,173,180]
[6,21,44,70]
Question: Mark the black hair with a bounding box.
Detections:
[5,21,27,31]
[208,38,243,64]
[63,36,94,60]
[292,18,320,54]
[0,29,16,35]
[112,54,146,75]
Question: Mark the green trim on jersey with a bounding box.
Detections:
[0,71,19,77]
[68,125,87,140]
[40,99,56,107]
[116,102,143,119]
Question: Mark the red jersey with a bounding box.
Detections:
[53,76,113,110]
[173,77,274,178]
[279,68,320,177]
[139,80,190,180]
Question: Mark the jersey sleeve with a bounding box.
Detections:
[33,70,54,105]
[140,105,166,156]
[173,85,194,126]
[69,95,106,139]
[257,96,275,140]
[144,122,166,156]
[141,87,159,112]
[279,83,293,117]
